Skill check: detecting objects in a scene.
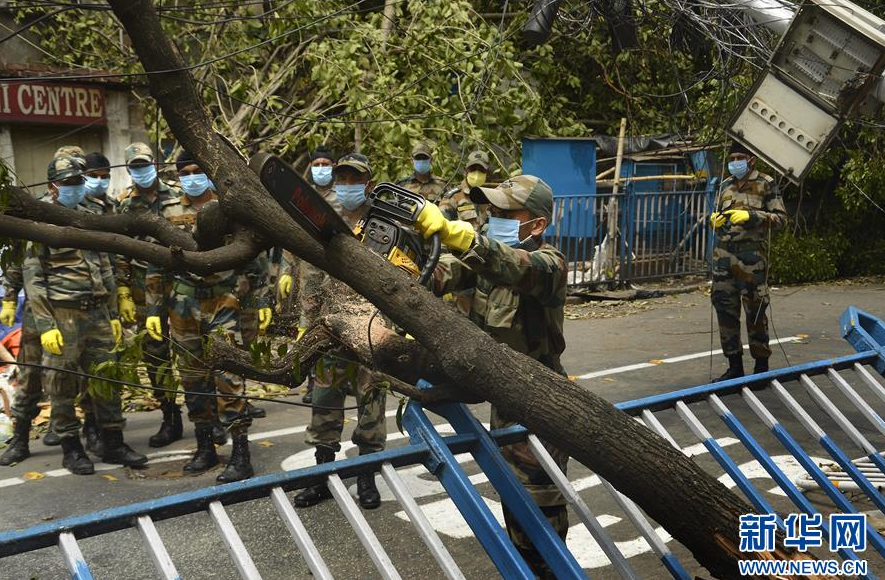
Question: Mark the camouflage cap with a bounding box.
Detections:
[47,155,86,182]
[470,174,553,222]
[124,142,154,164]
[411,141,433,158]
[466,149,489,170]
[54,145,85,159]
[334,152,372,177]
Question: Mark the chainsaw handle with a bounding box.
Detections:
[418,232,442,286]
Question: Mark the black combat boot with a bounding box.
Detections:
[715,354,745,382]
[183,426,219,474]
[149,401,183,448]
[216,434,254,483]
[102,429,148,467]
[42,430,61,446]
[211,420,228,446]
[753,357,770,375]
[82,414,103,456]
[0,420,31,466]
[292,446,336,507]
[357,472,381,509]
[61,436,94,475]
[246,403,266,419]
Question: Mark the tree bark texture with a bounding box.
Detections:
[0,2,825,577]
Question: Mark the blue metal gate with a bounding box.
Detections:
[550,182,716,289]
[4,307,885,579]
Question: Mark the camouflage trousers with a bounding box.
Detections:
[9,306,45,423]
[305,357,386,454]
[43,305,124,439]
[131,268,171,400]
[169,289,250,434]
[711,243,771,359]
[491,406,569,579]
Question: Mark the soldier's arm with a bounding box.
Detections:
[243,252,272,308]
[1,246,25,298]
[21,245,56,333]
[100,253,119,318]
[431,253,477,296]
[144,264,167,317]
[755,179,788,233]
[455,235,566,306]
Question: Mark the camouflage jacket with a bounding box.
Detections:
[115,181,180,286]
[145,194,267,315]
[0,244,24,300]
[395,173,447,204]
[432,235,567,373]
[22,192,118,333]
[438,180,488,230]
[715,170,787,244]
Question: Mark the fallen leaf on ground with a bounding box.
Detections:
[22,471,44,480]
[258,441,274,447]
[101,474,118,482]
[649,359,664,364]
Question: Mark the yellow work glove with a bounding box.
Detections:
[710,212,727,230]
[415,202,475,253]
[296,326,306,341]
[278,274,293,299]
[117,286,137,324]
[145,316,163,342]
[0,300,16,327]
[724,209,751,225]
[110,319,123,345]
[258,307,272,333]
[41,329,64,356]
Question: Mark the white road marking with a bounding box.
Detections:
[576,336,803,380]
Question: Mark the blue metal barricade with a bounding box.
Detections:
[6,307,885,578]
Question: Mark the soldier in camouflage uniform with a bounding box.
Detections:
[10,156,147,475]
[293,153,385,511]
[278,146,337,404]
[413,175,569,580]
[145,151,260,483]
[1,147,106,461]
[396,141,447,203]
[710,141,787,381]
[438,149,492,317]
[115,143,184,448]
[438,149,491,229]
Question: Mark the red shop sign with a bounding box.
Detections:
[0,81,107,126]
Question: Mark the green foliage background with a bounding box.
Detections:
[14,0,885,282]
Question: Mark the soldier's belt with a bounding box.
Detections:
[172,280,235,300]
[50,297,105,311]
[717,240,765,253]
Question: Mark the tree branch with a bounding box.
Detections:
[0,214,264,276]
[4,186,199,251]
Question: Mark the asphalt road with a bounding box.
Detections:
[2,280,885,580]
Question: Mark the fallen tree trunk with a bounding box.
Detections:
[0,2,831,577]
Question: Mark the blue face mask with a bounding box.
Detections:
[728,159,749,179]
[413,158,431,175]
[487,216,540,247]
[311,166,333,187]
[335,183,366,211]
[180,173,214,197]
[128,165,157,188]
[57,183,86,208]
[84,176,109,196]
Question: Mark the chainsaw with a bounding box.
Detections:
[250,153,440,285]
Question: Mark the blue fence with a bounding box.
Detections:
[9,308,885,579]
[551,182,716,288]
